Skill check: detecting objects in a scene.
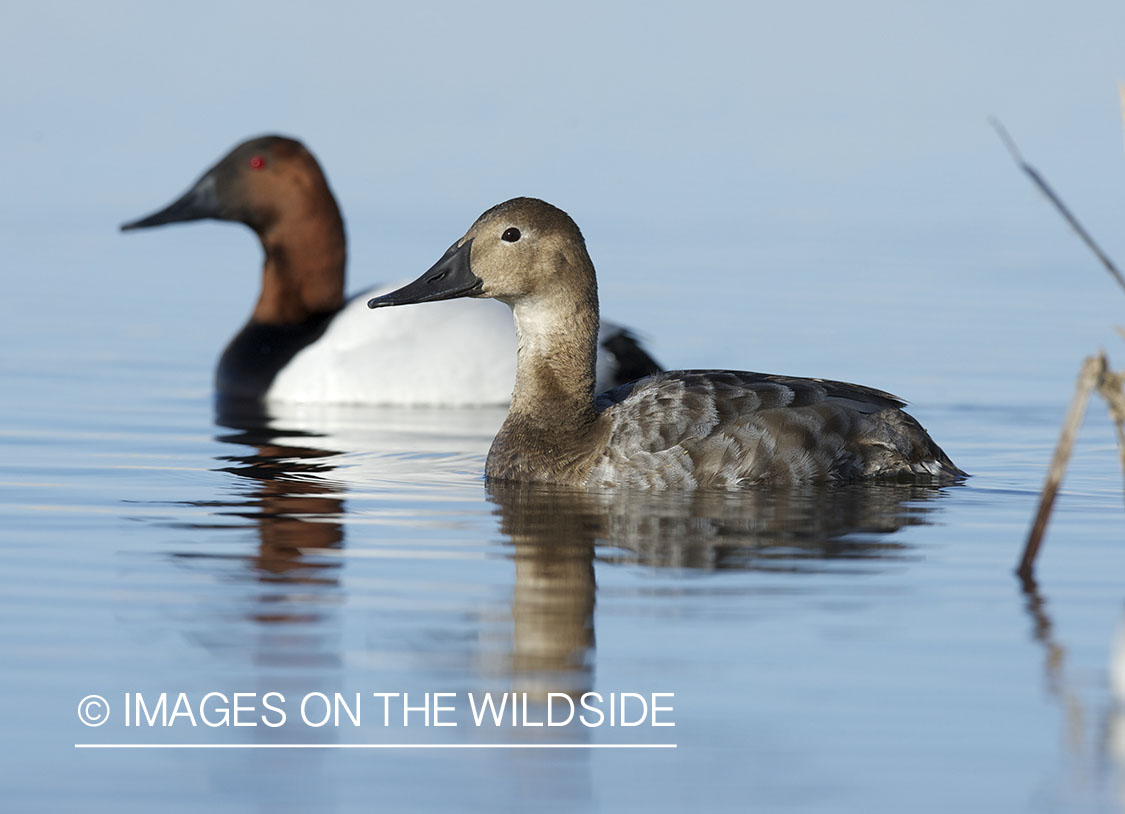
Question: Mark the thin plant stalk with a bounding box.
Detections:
[991,118,1125,298]
[1018,355,1103,578]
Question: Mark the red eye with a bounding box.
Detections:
[249,156,266,170]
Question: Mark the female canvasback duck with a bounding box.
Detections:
[368,197,966,488]
[120,136,660,405]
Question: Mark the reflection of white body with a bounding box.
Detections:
[267,284,643,406]
[254,402,502,454]
[1113,613,1125,812]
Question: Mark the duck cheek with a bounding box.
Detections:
[487,278,529,304]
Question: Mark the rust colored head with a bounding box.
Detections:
[120,135,340,235]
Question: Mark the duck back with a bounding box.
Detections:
[585,371,963,488]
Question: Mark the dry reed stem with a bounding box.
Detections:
[990,118,1125,298]
[1096,362,1125,495]
[1019,355,1104,579]
[993,118,1125,575]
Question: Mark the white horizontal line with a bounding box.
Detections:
[75,743,676,750]
[297,548,486,561]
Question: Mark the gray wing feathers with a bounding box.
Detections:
[588,371,961,487]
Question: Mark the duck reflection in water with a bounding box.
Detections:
[207,401,348,624]
[487,480,949,697]
[487,483,598,698]
[203,402,950,704]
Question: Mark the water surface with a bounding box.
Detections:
[4,350,1125,811]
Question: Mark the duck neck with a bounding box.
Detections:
[505,287,601,439]
[252,205,346,325]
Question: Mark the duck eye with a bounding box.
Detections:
[501,227,521,242]
[249,156,267,170]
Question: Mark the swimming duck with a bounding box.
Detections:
[120,136,660,405]
[368,197,966,488]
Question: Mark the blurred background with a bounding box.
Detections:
[4,0,1125,407]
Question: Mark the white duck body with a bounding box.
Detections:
[267,285,646,405]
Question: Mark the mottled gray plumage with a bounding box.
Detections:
[586,370,963,488]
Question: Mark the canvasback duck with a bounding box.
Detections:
[120,136,660,405]
[368,197,966,488]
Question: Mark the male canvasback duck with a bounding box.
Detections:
[368,197,966,488]
[120,136,660,405]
